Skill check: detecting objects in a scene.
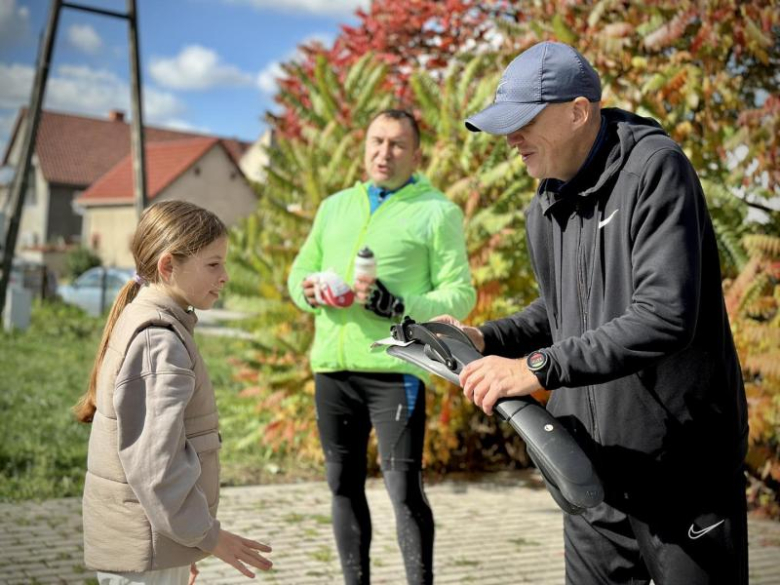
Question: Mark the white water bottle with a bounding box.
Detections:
[353,246,377,304]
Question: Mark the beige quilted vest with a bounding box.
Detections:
[82,289,220,572]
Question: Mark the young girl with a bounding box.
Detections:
[74,201,272,585]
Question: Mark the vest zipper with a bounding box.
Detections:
[187,429,217,438]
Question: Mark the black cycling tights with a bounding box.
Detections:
[326,462,434,585]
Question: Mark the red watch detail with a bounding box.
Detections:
[527,350,549,372]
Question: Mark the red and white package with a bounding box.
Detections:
[313,270,355,308]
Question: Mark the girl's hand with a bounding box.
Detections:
[212,529,273,578]
[188,563,199,585]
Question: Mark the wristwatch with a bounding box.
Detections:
[526,349,549,388]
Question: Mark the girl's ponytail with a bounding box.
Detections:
[73,279,142,423]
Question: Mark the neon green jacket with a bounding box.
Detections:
[288,174,476,375]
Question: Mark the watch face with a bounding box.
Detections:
[527,350,548,372]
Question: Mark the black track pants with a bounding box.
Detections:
[564,470,748,585]
[316,372,434,585]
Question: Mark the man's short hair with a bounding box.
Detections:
[370,109,420,147]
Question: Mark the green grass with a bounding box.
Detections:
[0,300,318,502]
[0,301,99,501]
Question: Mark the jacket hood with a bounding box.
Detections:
[538,108,668,215]
[594,108,668,192]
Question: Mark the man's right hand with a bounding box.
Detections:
[212,529,272,578]
[431,314,486,353]
[302,276,319,308]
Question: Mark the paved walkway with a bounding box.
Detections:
[2,471,779,584]
[195,308,254,340]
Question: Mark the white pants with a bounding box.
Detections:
[96,565,189,585]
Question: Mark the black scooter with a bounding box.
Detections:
[373,317,604,515]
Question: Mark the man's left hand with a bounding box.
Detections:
[364,279,403,319]
[460,356,543,416]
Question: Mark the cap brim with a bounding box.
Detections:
[464,102,548,135]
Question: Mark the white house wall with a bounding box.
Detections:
[156,145,257,226]
[85,206,138,268]
[6,115,77,252]
[5,116,47,249]
[17,162,49,249]
[238,129,271,184]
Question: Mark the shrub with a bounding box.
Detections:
[66,246,102,280]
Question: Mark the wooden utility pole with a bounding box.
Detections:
[0,0,62,320]
[127,0,148,221]
[0,0,147,320]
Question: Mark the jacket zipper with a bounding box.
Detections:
[337,193,371,368]
[577,211,599,440]
[336,187,400,368]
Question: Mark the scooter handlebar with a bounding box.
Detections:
[386,319,605,514]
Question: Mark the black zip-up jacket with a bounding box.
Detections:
[480,108,748,517]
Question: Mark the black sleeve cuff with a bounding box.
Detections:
[478,323,502,356]
[538,347,563,390]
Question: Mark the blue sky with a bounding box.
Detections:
[0,0,368,159]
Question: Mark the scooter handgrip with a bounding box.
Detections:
[494,397,604,511]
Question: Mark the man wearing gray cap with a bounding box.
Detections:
[439,41,749,584]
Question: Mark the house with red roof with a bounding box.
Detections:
[76,136,258,267]
[1,108,258,271]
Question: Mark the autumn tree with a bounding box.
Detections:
[232,0,780,502]
[726,234,780,517]
[271,0,499,138]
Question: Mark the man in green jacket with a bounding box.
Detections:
[288,109,475,585]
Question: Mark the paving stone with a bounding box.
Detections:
[1,471,779,583]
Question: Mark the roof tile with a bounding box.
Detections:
[3,109,250,187]
[77,137,222,203]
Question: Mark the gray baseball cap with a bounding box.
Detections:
[465,41,601,135]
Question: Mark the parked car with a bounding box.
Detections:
[57,267,134,316]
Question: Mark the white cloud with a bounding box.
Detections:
[0,112,14,135]
[0,63,33,109]
[256,34,333,95]
[257,62,284,94]
[66,24,103,54]
[150,45,253,91]
[157,118,212,134]
[142,91,188,122]
[226,0,367,16]
[0,0,30,46]
[0,62,186,125]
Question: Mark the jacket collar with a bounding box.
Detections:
[536,110,651,217]
[133,286,198,334]
[359,173,430,198]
